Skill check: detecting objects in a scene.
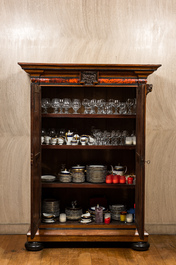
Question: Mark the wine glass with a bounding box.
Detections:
[72,99,81,114]
[82,99,90,114]
[126,98,134,114]
[63,98,71,114]
[96,99,106,114]
[105,99,114,114]
[114,99,120,114]
[132,98,137,114]
[119,102,127,114]
[58,99,64,114]
[41,98,51,114]
[108,99,115,114]
[49,128,57,137]
[51,98,60,114]
[89,99,97,114]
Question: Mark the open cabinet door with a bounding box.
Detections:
[135,84,147,240]
[31,83,41,239]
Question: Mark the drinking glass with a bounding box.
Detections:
[126,98,134,114]
[108,99,115,114]
[96,99,106,114]
[41,128,47,136]
[51,98,60,114]
[132,98,137,114]
[89,99,97,114]
[114,99,120,114]
[105,99,114,114]
[58,99,64,114]
[72,99,81,114]
[63,98,71,114]
[41,98,51,114]
[118,102,127,114]
[49,128,57,137]
[82,99,90,114]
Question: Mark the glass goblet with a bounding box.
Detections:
[63,98,71,114]
[58,99,64,114]
[126,98,134,114]
[96,99,106,114]
[82,99,90,114]
[119,102,127,114]
[72,99,81,114]
[114,99,120,114]
[89,99,97,114]
[132,98,137,114]
[51,98,60,114]
[41,98,51,114]
[108,99,115,114]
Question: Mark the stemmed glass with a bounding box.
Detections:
[105,99,115,114]
[132,98,137,114]
[89,99,97,114]
[82,99,90,114]
[41,98,51,114]
[114,99,120,114]
[58,99,64,114]
[51,98,60,114]
[96,99,106,114]
[63,98,71,114]
[126,98,134,114]
[49,128,57,137]
[72,99,81,114]
[119,102,127,114]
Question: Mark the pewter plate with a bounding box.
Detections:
[41,175,56,182]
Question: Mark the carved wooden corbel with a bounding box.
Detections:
[146,84,153,95]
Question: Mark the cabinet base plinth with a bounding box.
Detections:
[26,228,149,250]
[131,241,150,251]
[25,241,44,251]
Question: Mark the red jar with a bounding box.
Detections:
[112,175,119,184]
[106,174,113,184]
[119,175,126,184]
[128,176,134,185]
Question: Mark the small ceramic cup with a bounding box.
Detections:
[44,136,51,145]
[59,213,66,223]
[51,138,57,145]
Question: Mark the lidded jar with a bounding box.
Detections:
[71,165,85,183]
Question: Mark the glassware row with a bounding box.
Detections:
[41,128,136,146]
[41,98,136,115]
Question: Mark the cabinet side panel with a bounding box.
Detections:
[31,83,41,239]
[135,84,146,240]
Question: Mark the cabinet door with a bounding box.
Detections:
[135,84,147,240]
[31,83,41,239]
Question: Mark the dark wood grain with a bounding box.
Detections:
[31,83,42,239]
[41,182,135,189]
[19,63,161,247]
[135,84,146,240]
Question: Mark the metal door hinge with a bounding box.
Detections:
[141,158,150,164]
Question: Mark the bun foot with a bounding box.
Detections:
[25,241,44,251]
[131,241,150,251]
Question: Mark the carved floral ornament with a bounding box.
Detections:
[146,84,153,95]
[80,71,99,86]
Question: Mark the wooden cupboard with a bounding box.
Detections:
[18,63,161,251]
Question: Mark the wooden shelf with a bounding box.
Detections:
[42,145,136,150]
[42,113,136,118]
[42,182,135,189]
[40,220,136,229]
